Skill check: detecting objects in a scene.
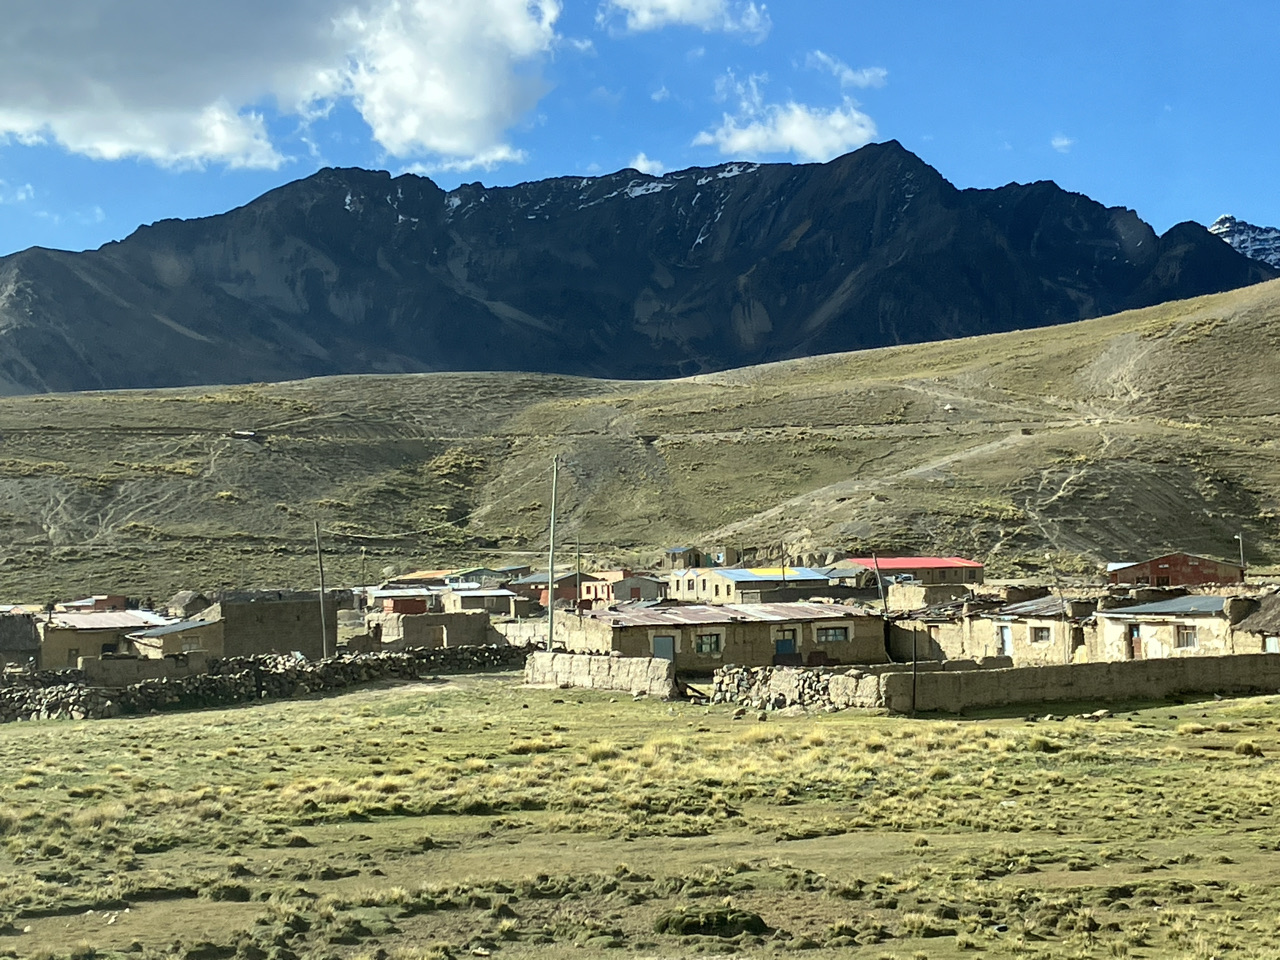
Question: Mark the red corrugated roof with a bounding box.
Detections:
[844,556,983,570]
[580,602,873,628]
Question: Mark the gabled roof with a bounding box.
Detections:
[511,571,603,585]
[845,556,983,570]
[1108,552,1241,572]
[130,619,220,639]
[583,602,872,628]
[991,596,1086,620]
[1098,596,1228,617]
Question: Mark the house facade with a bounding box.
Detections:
[39,610,173,668]
[983,596,1099,665]
[1107,553,1244,588]
[510,572,604,606]
[1094,596,1258,660]
[667,567,831,604]
[845,556,985,585]
[558,602,887,672]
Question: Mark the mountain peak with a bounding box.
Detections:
[1208,214,1280,269]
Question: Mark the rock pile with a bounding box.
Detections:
[0,683,118,722]
[0,644,531,724]
[712,665,839,711]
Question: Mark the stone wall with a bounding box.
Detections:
[0,644,531,724]
[712,653,1280,714]
[367,610,496,648]
[494,619,550,648]
[525,651,679,698]
[79,652,211,687]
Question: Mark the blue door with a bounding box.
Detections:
[652,635,675,661]
[775,637,796,656]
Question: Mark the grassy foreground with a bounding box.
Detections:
[3,675,1280,959]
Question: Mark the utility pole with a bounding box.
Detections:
[575,537,582,615]
[546,455,559,651]
[1045,552,1070,664]
[314,521,330,659]
[1235,533,1246,579]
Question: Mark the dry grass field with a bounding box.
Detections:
[5,674,1280,959]
[0,279,1278,598]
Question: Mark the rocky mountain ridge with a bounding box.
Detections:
[1209,214,1280,269]
[0,140,1273,393]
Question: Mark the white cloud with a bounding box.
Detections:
[693,72,877,162]
[0,0,561,170]
[652,86,671,102]
[599,0,770,40]
[628,152,666,175]
[805,51,887,89]
[0,180,34,204]
[1051,133,1075,153]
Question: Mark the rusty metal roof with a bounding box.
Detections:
[580,602,873,628]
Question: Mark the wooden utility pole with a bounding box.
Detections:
[546,455,559,651]
[314,520,330,659]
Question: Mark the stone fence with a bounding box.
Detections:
[713,653,1280,714]
[0,644,531,724]
[525,651,679,698]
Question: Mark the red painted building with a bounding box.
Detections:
[1107,552,1244,587]
[844,556,984,585]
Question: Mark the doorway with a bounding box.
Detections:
[999,625,1012,657]
[1127,624,1142,660]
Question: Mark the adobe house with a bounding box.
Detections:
[666,567,832,604]
[581,572,668,605]
[59,595,129,613]
[845,556,985,586]
[889,598,1004,661]
[655,546,706,571]
[372,588,436,615]
[128,619,226,658]
[441,588,523,616]
[510,571,603,606]
[1094,595,1260,660]
[556,602,887,672]
[983,596,1099,665]
[1107,552,1244,588]
[39,610,173,668]
[192,591,344,660]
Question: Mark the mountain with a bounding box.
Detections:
[0,277,1278,600]
[1209,215,1280,269]
[0,141,1273,394]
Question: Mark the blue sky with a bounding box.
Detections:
[0,0,1277,257]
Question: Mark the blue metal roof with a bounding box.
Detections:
[715,567,831,583]
[1101,596,1227,617]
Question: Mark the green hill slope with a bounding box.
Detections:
[2,279,1279,600]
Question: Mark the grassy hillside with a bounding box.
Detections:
[2,280,1280,601]
[7,675,1280,959]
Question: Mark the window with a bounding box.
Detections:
[1176,625,1197,649]
[817,626,848,643]
[714,584,720,596]
[1031,627,1052,644]
[695,633,721,654]
[687,579,694,592]
[67,647,80,666]
[726,584,733,595]
[700,579,707,591]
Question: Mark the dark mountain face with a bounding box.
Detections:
[0,141,1272,393]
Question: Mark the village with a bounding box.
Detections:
[2,541,1278,693]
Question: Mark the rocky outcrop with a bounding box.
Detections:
[1209,215,1280,269]
[0,142,1272,393]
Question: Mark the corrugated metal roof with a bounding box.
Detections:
[131,619,220,638]
[48,611,173,630]
[845,556,983,570]
[581,602,870,628]
[448,589,516,598]
[1108,552,1240,573]
[993,596,1074,619]
[1099,596,1227,617]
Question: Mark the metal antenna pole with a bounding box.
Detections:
[314,520,329,659]
[546,455,558,651]
[1236,533,1246,578]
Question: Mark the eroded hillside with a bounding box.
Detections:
[0,280,1278,599]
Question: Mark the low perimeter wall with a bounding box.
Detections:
[714,653,1280,714]
[525,651,678,699]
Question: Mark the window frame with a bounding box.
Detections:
[1031,626,1052,644]
[694,632,722,654]
[1176,624,1197,649]
[816,625,849,644]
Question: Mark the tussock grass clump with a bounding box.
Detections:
[1177,723,1210,736]
[1233,739,1264,757]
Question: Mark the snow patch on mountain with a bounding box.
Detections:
[1209,215,1280,269]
